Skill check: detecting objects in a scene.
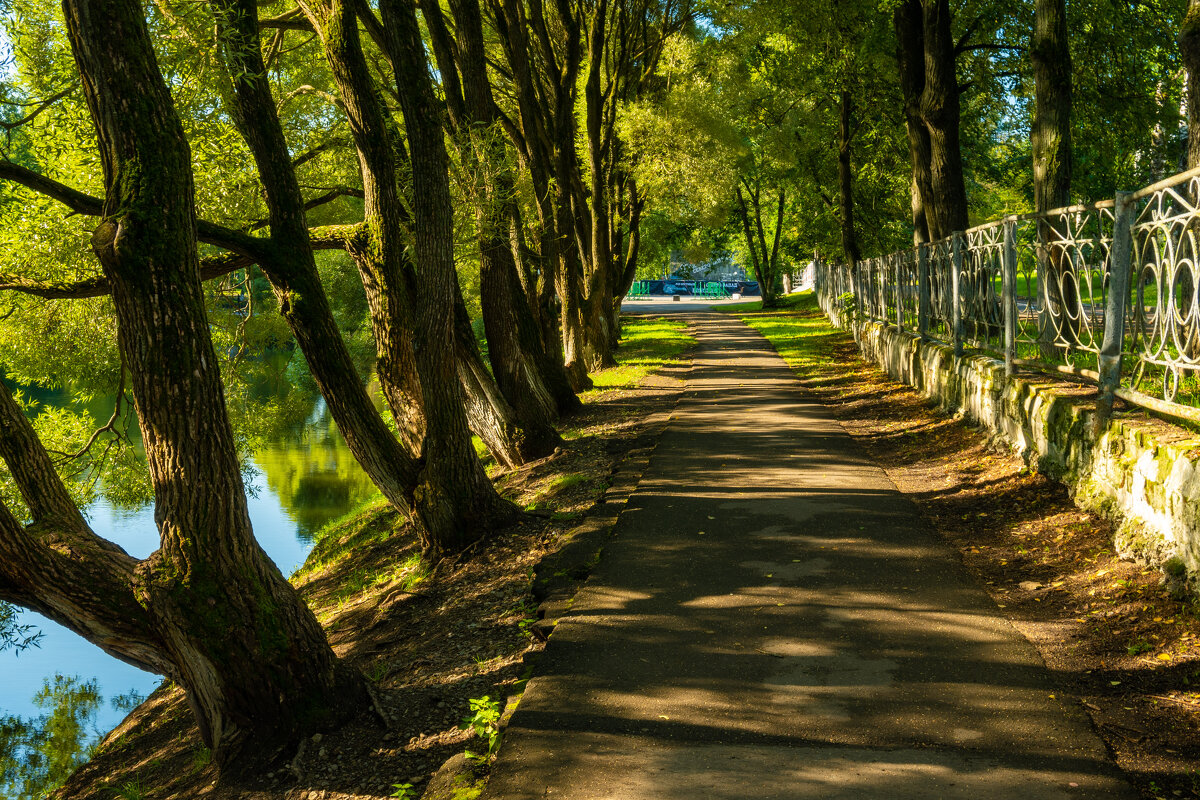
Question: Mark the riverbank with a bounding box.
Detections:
[45,316,694,800]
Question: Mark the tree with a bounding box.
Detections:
[0,0,364,773]
[1182,0,1200,169]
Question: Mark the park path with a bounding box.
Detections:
[482,310,1134,799]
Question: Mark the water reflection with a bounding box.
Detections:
[254,401,380,543]
[0,391,377,739]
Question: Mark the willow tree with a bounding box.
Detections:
[0,0,363,773]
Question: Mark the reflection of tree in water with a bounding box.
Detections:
[251,395,380,543]
[0,675,107,799]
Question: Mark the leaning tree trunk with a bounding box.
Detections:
[894,0,934,244]
[211,0,423,517]
[301,0,517,555]
[434,0,575,437]
[53,0,362,772]
[377,0,519,553]
[919,0,969,239]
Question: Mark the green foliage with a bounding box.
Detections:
[390,782,417,799]
[585,317,695,392]
[0,602,41,654]
[459,696,502,762]
[0,675,102,800]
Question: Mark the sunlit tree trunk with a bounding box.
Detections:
[920,0,969,238]
[0,0,365,774]
[300,0,517,555]
[211,0,421,515]
[894,0,934,244]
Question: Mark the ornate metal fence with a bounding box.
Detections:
[812,164,1200,428]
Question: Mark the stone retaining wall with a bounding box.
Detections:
[841,316,1200,587]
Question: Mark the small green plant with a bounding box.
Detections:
[460,695,503,762]
[366,660,389,682]
[191,746,212,772]
[391,782,417,799]
[113,777,146,800]
[1127,639,1153,655]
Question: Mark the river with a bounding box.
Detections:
[0,394,378,737]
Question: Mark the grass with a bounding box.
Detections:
[584,316,695,393]
[291,497,393,580]
[717,291,845,379]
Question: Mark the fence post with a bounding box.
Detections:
[951,232,965,357]
[1002,218,1017,377]
[917,243,930,339]
[894,254,903,332]
[1095,191,1133,436]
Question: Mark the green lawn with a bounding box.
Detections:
[584,316,696,393]
[717,291,846,379]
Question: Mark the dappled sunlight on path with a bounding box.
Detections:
[483,312,1135,800]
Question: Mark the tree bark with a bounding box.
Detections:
[919,0,969,239]
[1182,0,1200,169]
[894,0,934,245]
[300,0,517,555]
[548,0,595,390]
[210,0,422,518]
[1032,0,1078,351]
[1032,0,1072,211]
[429,0,578,435]
[41,0,363,772]
[838,89,863,265]
[376,0,520,553]
[581,0,618,370]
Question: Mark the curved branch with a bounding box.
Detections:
[0,224,368,299]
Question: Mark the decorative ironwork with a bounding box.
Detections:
[961,222,1006,352]
[1126,174,1200,404]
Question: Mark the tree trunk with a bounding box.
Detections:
[451,291,552,468]
[919,0,969,239]
[377,0,519,554]
[1183,0,1200,169]
[838,89,863,265]
[581,0,618,370]
[736,184,781,309]
[1032,0,1077,351]
[894,0,934,244]
[46,0,363,773]
[211,0,422,518]
[1032,0,1072,211]
[301,0,517,555]
[433,0,578,434]
[548,0,595,390]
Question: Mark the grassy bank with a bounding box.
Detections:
[584,316,695,394]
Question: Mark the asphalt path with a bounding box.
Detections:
[482,309,1134,799]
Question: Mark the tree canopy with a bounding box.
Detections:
[0,0,1191,784]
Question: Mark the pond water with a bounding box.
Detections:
[0,397,378,736]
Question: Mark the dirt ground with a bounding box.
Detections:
[797,317,1200,800]
[52,305,1200,800]
[53,355,688,800]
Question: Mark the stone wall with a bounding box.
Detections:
[842,317,1200,587]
